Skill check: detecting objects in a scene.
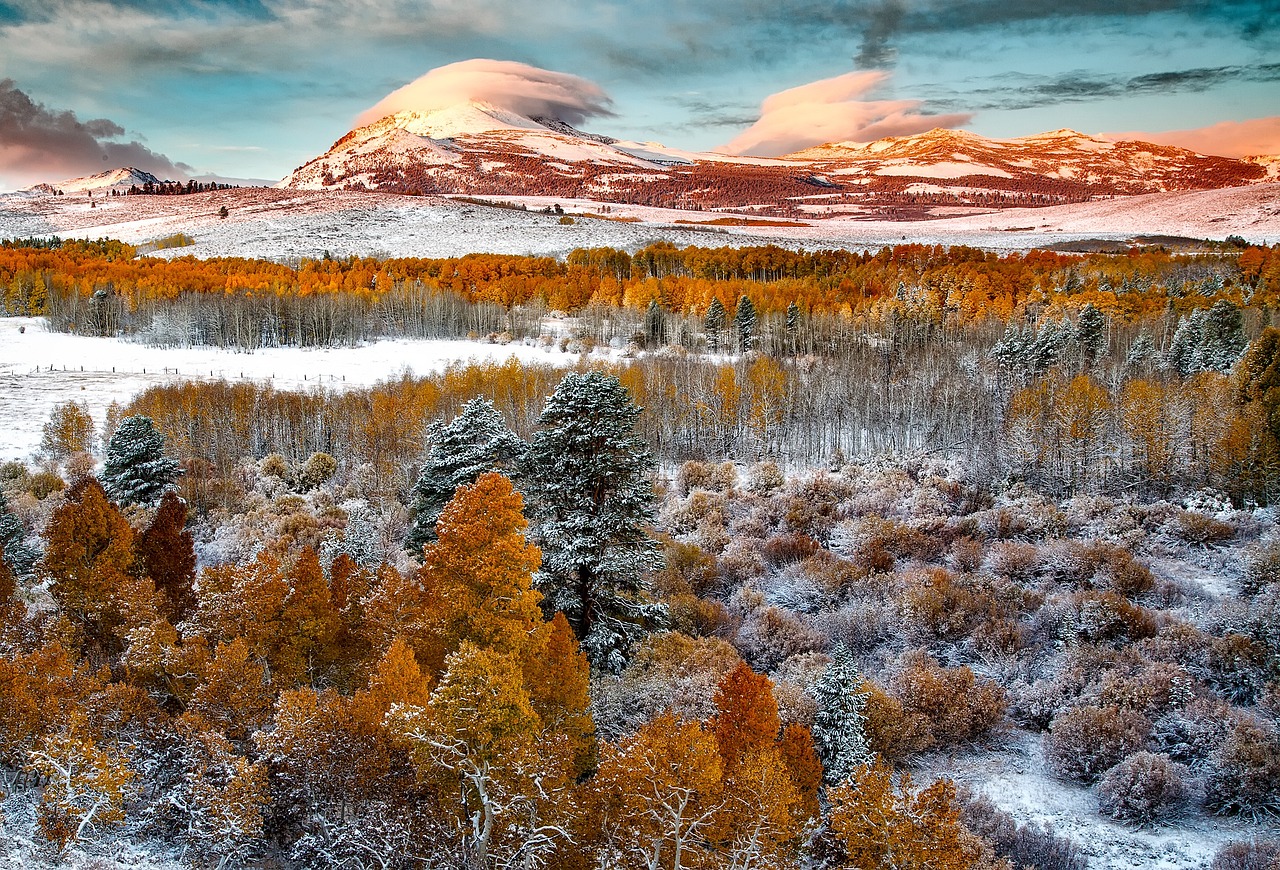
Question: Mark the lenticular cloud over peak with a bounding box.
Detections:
[720,70,973,157]
[356,59,616,128]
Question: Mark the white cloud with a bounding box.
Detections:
[355,59,614,127]
[720,70,972,157]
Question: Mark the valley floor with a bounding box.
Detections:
[1,183,1277,261]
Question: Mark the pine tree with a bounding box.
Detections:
[1076,303,1106,366]
[1125,331,1156,371]
[522,371,664,673]
[99,415,180,505]
[0,489,37,578]
[133,491,196,623]
[1168,310,1206,376]
[405,397,525,556]
[1196,299,1246,372]
[644,299,666,348]
[735,295,757,352]
[705,298,727,352]
[785,301,801,354]
[811,645,873,785]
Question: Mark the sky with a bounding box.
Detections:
[0,0,1277,188]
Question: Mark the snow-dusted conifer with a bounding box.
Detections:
[811,645,874,785]
[1195,299,1246,373]
[1125,331,1157,371]
[99,415,180,506]
[705,298,727,352]
[0,489,37,578]
[405,397,525,556]
[735,295,757,352]
[522,371,664,673]
[1076,303,1106,364]
[1168,310,1206,376]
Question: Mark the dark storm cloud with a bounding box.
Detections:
[929,63,1280,111]
[0,80,193,183]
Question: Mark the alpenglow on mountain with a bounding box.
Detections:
[281,101,1271,219]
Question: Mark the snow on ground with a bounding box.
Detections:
[2,184,1277,263]
[922,731,1260,870]
[0,317,596,461]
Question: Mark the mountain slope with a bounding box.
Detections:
[28,167,168,195]
[281,107,1272,218]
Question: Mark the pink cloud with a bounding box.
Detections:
[719,70,972,157]
[1103,116,1280,159]
[356,59,614,128]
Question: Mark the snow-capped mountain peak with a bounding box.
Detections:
[28,167,168,195]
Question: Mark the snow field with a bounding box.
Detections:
[0,317,595,461]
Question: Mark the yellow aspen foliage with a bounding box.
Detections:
[828,759,986,870]
[712,662,781,772]
[186,637,274,741]
[42,478,136,656]
[27,720,133,852]
[524,611,596,777]
[422,473,543,663]
[276,547,340,685]
[593,711,724,870]
[360,561,443,678]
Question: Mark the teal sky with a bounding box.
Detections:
[0,0,1277,187]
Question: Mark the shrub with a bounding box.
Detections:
[746,460,784,494]
[733,603,826,673]
[1058,590,1157,644]
[298,452,337,490]
[1211,839,1280,870]
[1096,752,1189,825]
[986,540,1041,582]
[1169,509,1235,545]
[890,651,1007,747]
[26,470,65,500]
[1204,718,1280,820]
[1242,539,1280,595]
[958,789,1087,870]
[1045,705,1152,784]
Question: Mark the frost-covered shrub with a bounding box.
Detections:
[1056,590,1157,644]
[1204,718,1280,819]
[746,460,784,494]
[1242,538,1280,595]
[1098,662,1193,719]
[1202,632,1271,704]
[1149,697,1235,768]
[1045,705,1152,784]
[861,679,933,760]
[950,535,986,572]
[830,515,938,572]
[733,601,827,672]
[1167,509,1236,545]
[987,540,1041,582]
[958,789,1087,870]
[1096,751,1189,825]
[780,473,852,541]
[297,451,337,490]
[889,650,1007,747]
[761,531,820,567]
[1210,838,1280,870]
[259,452,291,481]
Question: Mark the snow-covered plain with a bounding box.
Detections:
[0,317,594,461]
[2,184,1277,264]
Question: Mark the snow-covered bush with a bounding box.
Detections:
[958,788,1087,870]
[1210,838,1280,870]
[1096,751,1189,825]
[1045,705,1151,784]
[889,650,1007,748]
[1204,718,1280,819]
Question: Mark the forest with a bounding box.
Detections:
[1,237,1279,868]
